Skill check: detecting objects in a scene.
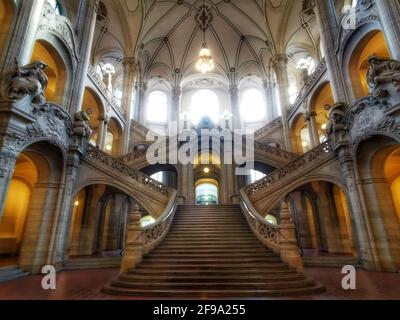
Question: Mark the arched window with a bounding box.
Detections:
[147,91,168,123]
[190,90,219,125]
[240,89,266,123]
[48,0,62,15]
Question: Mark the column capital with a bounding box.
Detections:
[171,85,182,98]
[229,84,239,96]
[272,54,289,70]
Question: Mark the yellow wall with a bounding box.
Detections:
[390,177,400,224]
[0,155,37,255]
[31,41,66,103]
[82,89,103,130]
[357,32,390,96]
[0,0,13,53]
[305,196,318,249]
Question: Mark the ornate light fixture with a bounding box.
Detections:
[196,43,214,74]
[196,1,214,74]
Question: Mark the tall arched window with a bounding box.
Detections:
[190,90,219,125]
[147,91,168,123]
[240,88,266,123]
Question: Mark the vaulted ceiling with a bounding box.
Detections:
[87,0,345,87]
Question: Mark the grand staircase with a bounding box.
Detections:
[104,205,324,298]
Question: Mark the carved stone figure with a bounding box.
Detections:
[325,103,348,146]
[73,111,92,137]
[367,56,400,95]
[0,60,48,103]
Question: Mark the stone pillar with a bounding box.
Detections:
[305,111,320,148]
[69,0,99,114]
[0,146,19,219]
[375,0,400,61]
[312,0,350,103]
[121,57,138,154]
[97,117,109,150]
[171,86,182,130]
[120,204,143,273]
[229,84,241,130]
[272,54,292,151]
[187,164,195,204]
[1,0,45,73]
[336,144,379,270]
[279,201,303,272]
[134,81,147,123]
[263,79,277,122]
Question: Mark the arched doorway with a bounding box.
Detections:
[30,40,67,104]
[68,185,132,258]
[81,87,105,147]
[291,114,311,154]
[106,118,123,156]
[0,142,64,272]
[195,179,219,206]
[356,136,400,271]
[289,181,356,257]
[309,83,333,143]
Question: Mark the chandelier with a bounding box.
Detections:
[196,43,214,73]
[196,1,214,74]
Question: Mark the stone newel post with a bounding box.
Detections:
[278,201,303,272]
[120,204,143,273]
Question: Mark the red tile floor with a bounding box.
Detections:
[0,267,399,300]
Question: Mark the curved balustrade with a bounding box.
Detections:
[245,141,331,197]
[86,145,171,196]
[87,65,125,118]
[142,190,178,254]
[240,198,280,250]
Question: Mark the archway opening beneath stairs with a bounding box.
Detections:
[195,179,219,206]
[288,181,357,259]
[0,141,64,273]
[356,135,400,271]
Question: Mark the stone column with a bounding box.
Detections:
[97,117,109,150]
[229,84,241,130]
[279,201,303,272]
[121,57,138,154]
[312,0,350,103]
[272,54,292,151]
[69,0,99,114]
[133,81,147,123]
[171,86,182,131]
[336,144,379,270]
[187,164,195,204]
[1,0,45,73]
[0,146,19,219]
[263,79,277,122]
[120,204,143,273]
[305,111,320,148]
[375,0,400,61]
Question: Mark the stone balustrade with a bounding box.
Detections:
[86,145,171,196]
[245,141,331,197]
[288,59,327,119]
[87,64,126,118]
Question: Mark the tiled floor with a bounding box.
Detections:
[0,267,399,300]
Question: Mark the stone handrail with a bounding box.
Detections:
[86,145,171,196]
[254,141,297,162]
[87,65,125,118]
[245,141,331,197]
[255,117,283,139]
[239,192,303,271]
[288,59,327,119]
[142,190,178,254]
